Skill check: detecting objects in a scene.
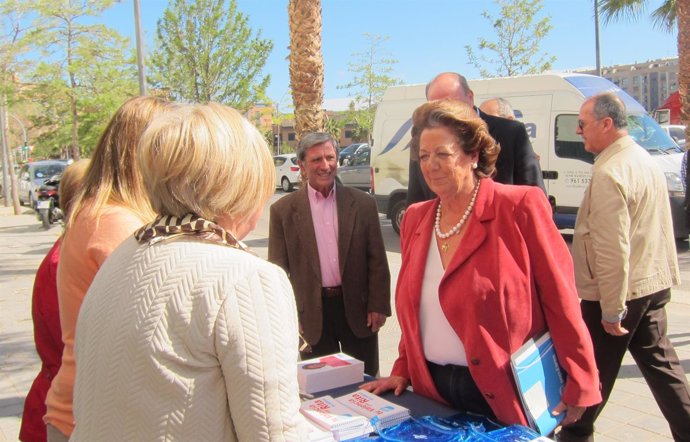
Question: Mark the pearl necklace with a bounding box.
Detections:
[435,179,481,251]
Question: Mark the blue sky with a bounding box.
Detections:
[104,0,677,109]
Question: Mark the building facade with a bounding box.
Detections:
[246,104,365,154]
[579,57,678,112]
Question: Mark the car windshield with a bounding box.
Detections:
[340,145,358,155]
[34,164,65,178]
[627,114,682,154]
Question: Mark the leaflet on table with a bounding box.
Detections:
[305,419,335,442]
[298,353,365,394]
[335,389,411,430]
[300,395,373,441]
[510,331,566,436]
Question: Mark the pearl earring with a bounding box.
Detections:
[471,162,478,170]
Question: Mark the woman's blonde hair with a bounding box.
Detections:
[137,102,275,225]
[410,99,500,178]
[67,96,174,227]
[59,159,90,224]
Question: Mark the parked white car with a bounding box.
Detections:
[274,153,300,192]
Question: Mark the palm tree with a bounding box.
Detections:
[599,0,688,141]
[288,0,325,138]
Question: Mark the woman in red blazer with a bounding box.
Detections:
[20,160,89,442]
[362,99,601,427]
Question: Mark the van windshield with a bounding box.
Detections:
[564,75,681,155]
[627,113,682,155]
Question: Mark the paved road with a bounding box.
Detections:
[1,193,689,441]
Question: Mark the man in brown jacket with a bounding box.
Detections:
[268,132,391,376]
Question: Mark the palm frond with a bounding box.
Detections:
[651,0,677,32]
[599,0,648,24]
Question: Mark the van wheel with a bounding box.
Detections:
[281,176,293,192]
[391,200,406,235]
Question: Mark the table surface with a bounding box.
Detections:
[312,376,457,418]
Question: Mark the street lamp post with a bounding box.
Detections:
[7,113,28,161]
[594,0,601,76]
[133,0,147,96]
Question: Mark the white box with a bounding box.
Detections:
[298,353,364,394]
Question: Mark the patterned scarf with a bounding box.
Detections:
[134,213,256,256]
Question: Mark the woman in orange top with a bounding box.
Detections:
[43,96,174,441]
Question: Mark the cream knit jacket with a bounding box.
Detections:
[72,236,309,441]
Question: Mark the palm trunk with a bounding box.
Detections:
[288,0,325,138]
[678,0,689,142]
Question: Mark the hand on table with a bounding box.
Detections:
[359,376,409,396]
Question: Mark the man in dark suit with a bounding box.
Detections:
[408,72,545,204]
[268,132,391,376]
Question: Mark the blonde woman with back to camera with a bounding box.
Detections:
[44,96,173,442]
[70,103,310,441]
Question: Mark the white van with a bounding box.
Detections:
[371,73,687,238]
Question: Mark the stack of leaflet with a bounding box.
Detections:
[298,353,365,394]
[300,395,374,441]
[336,389,411,431]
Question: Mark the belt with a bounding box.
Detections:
[321,286,343,298]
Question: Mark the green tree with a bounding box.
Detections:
[599,0,689,139]
[465,0,556,77]
[152,0,272,110]
[324,114,343,142]
[27,0,137,160]
[338,33,401,144]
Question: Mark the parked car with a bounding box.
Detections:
[18,160,69,207]
[662,124,687,149]
[274,153,300,192]
[338,143,368,166]
[336,147,371,192]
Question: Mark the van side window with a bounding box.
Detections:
[554,115,594,164]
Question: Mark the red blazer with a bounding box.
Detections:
[20,240,63,442]
[391,179,601,425]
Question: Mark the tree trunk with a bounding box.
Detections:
[0,98,21,213]
[678,0,689,142]
[288,0,325,138]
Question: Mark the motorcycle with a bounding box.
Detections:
[35,174,62,229]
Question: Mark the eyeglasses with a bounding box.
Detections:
[578,118,604,130]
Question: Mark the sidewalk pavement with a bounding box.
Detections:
[1,201,689,441]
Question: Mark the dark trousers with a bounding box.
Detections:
[559,289,690,442]
[301,294,379,376]
[426,360,497,420]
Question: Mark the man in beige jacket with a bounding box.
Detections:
[558,93,690,442]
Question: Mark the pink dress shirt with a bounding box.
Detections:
[307,183,341,287]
